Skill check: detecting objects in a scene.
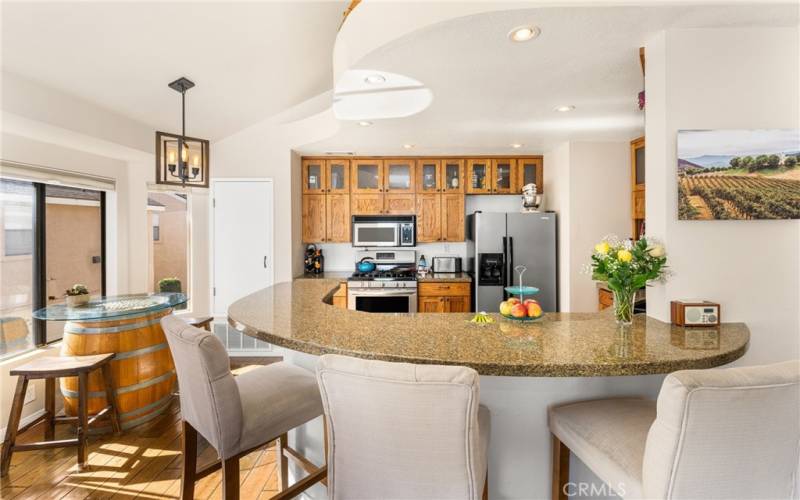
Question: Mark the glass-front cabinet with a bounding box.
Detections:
[517,158,543,194]
[351,160,384,193]
[383,159,415,194]
[442,160,465,193]
[492,159,516,194]
[302,159,326,194]
[326,159,350,193]
[416,159,441,193]
[466,159,491,194]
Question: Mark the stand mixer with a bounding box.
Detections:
[521,183,543,212]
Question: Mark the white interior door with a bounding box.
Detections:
[212,179,273,353]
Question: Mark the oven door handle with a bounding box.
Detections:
[348,290,417,297]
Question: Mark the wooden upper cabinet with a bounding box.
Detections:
[351,160,384,193]
[326,194,351,242]
[326,160,350,194]
[302,159,326,194]
[466,159,491,194]
[517,158,543,194]
[491,159,516,194]
[302,194,326,242]
[416,193,442,242]
[442,160,465,193]
[384,159,415,194]
[384,194,416,214]
[351,193,383,215]
[416,159,442,193]
[441,193,465,242]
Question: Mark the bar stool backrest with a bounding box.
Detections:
[643,360,800,499]
[316,354,485,500]
[161,315,243,459]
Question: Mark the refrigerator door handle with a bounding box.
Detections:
[502,236,508,300]
[508,236,514,287]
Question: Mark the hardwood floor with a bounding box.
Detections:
[1,399,281,499]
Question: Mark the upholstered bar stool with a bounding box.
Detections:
[161,316,327,500]
[549,360,800,500]
[316,354,490,500]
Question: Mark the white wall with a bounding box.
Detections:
[211,108,339,284]
[545,141,631,312]
[645,27,800,365]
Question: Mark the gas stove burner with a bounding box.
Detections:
[349,269,416,281]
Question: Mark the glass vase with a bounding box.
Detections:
[612,288,636,325]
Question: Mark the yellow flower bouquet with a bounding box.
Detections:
[590,237,668,324]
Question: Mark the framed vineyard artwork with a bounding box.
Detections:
[677,129,800,220]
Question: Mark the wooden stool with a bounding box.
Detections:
[0,353,121,477]
[182,315,213,331]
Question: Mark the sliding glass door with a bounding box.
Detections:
[0,179,36,358]
[44,185,104,343]
[0,178,105,358]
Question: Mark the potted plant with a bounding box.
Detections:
[589,237,668,325]
[65,284,91,308]
[157,277,182,293]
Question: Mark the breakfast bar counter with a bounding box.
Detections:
[228,278,749,499]
[228,278,748,377]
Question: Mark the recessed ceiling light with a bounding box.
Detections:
[508,26,540,43]
[403,144,415,149]
[358,121,373,127]
[510,143,523,149]
[555,105,576,112]
[364,74,386,85]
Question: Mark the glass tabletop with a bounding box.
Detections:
[32,293,188,321]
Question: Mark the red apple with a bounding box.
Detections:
[507,297,521,306]
[523,298,539,306]
[526,302,543,318]
[511,303,527,318]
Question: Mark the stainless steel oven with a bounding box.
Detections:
[352,215,415,247]
[347,281,418,313]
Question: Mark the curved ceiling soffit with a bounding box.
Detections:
[333,69,433,121]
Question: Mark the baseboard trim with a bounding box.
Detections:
[0,408,46,437]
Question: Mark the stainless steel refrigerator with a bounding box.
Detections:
[466,211,558,313]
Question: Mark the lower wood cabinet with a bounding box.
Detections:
[418,282,471,313]
[598,288,613,311]
[332,284,347,309]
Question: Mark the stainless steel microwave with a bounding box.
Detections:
[352,215,416,247]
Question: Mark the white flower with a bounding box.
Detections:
[649,244,665,258]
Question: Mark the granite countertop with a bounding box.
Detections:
[297,271,351,281]
[228,279,749,377]
[417,272,472,283]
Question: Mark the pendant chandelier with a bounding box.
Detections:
[155,77,210,187]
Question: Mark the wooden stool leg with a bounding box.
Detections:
[101,364,121,435]
[44,378,55,441]
[77,372,89,468]
[552,434,570,500]
[222,456,240,500]
[180,420,197,500]
[1,376,28,477]
[277,433,289,490]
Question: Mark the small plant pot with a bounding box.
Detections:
[66,294,90,308]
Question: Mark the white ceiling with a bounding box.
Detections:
[302,4,799,156]
[1,1,346,141]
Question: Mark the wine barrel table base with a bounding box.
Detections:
[60,308,176,430]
